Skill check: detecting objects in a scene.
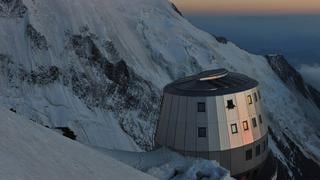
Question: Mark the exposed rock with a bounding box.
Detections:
[66,35,161,150]
[269,127,320,179]
[266,55,309,98]
[26,24,48,50]
[103,40,121,62]
[28,66,60,85]
[170,3,182,16]
[9,108,16,113]
[55,127,77,140]
[308,85,320,109]
[0,0,27,18]
[266,54,320,111]
[211,34,228,44]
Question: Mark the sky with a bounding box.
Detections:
[172,1,320,90]
[172,0,320,15]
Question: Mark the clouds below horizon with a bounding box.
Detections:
[298,64,320,91]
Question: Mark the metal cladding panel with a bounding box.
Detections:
[254,89,268,136]
[207,97,220,151]
[198,152,210,159]
[156,94,173,145]
[174,97,188,150]
[243,142,255,172]
[209,151,220,162]
[230,145,245,175]
[260,110,268,136]
[253,90,267,137]
[227,120,244,149]
[224,94,239,122]
[220,150,231,170]
[224,94,243,149]
[235,92,254,145]
[196,97,209,151]
[245,89,261,141]
[166,95,180,148]
[185,97,197,151]
[180,134,269,176]
[216,96,231,150]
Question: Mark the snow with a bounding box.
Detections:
[0,0,320,177]
[95,147,233,180]
[0,107,154,180]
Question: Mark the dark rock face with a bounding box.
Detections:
[0,0,27,18]
[266,55,320,111]
[26,24,48,50]
[171,3,182,16]
[308,85,320,109]
[212,34,228,44]
[55,127,77,140]
[103,40,121,62]
[0,33,161,150]
[65,34,161,150]
[27,66,60,85]
[269,128,320,179]
[68,35,130,88]
[266,55,309,98]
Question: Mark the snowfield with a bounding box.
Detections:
[0,107,154,180]
[0,0,320,178]
[95,147,233,180]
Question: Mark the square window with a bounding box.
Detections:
[256,145,261,156]
[243,121,249,131]
[247,95,253,105]
[246,149,252,160]
[252,117,257,128]
[231,123,238,134]
[254,93,258,102]
[198,102,206,112]
[198,127,207,138]
[227,100,236,109]
[259,115,263,124]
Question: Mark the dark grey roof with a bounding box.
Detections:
[164,69,258,97]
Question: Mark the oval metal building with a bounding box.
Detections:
[155,69,269,178]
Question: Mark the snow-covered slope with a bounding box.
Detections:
[0,0,320,179]
[95,147,233,180]
[0,107,154,180]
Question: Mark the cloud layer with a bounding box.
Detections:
[298,64,320,91]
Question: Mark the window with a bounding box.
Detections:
[227,100,236,109]
[231,123,238,134]
[252,117,257,128]
[259,115,263,124]
[198,102,206,112]
[243,121,249,131]
[198,127,207,138]
[254,93,258,102]
[246,149,252,160]
[258,90,261,99]
[256,145,261,156]
[247,95,253,105]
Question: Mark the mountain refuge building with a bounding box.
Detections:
[155,69,269,178]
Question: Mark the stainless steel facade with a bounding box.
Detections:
[155,69,269,176]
